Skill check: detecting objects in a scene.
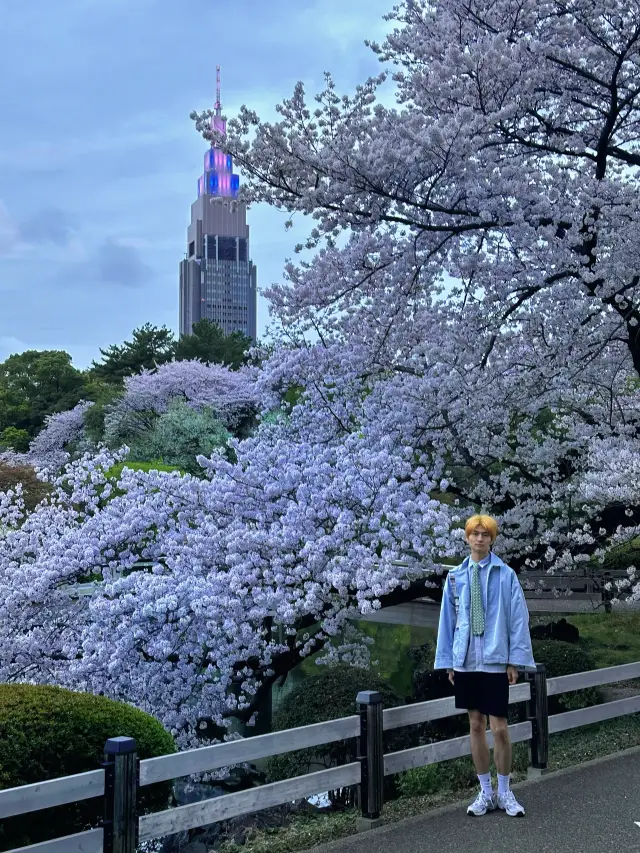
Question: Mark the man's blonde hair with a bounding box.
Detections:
[464,514,498,543]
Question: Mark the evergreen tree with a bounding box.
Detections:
[0,351,86,436]
[174,319,251,369]
[90,324,175,382]
[0,427,30,453]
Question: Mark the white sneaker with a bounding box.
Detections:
[497,789,525,816]
[467,790,496,816]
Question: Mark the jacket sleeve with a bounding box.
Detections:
[434,572,456,670]
[508,569,536,668]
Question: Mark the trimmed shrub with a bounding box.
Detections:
[530,618,580,644]
[266,665,409,807]
[409,642,472,741]
[105,459,185,480]
[0,461,51,512]
[127,400,230,475]
[531,639,601,713]
[601,537,640,574]
[0,427,30,453]
[0,684,175,850]
[409,638,438,696]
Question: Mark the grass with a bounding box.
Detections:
[568,611,640,668]
[219,611,640,853]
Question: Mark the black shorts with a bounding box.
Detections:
[453,670,509,718]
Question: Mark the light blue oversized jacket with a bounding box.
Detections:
[434,552,536,671]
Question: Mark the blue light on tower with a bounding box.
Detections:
[198,146,239,200]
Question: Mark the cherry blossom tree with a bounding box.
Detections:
[193,0,640,576]
[0,402,92,472]
[103,360,259,448]
[0,435,455,745]
[2,0,640,745]
[27,402,94,470]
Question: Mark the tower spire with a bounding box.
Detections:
[215,64,222,116]
[210,64,226,139]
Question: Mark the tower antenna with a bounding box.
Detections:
[215,64,222,115]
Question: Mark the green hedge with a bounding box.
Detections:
[267,665,410,807]
[408,641,470,742]
[601,537,640,574]
[532,638,601,713]
[0,684,176,851]
[0,461,51,512]
[106,459,184,477]
[409,638,437,691]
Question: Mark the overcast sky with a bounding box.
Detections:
[0,0,393,368]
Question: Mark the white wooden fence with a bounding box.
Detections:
[1,661,640,852]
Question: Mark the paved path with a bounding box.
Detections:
[309,748,640,853]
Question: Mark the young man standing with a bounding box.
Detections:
[434,514,535,817]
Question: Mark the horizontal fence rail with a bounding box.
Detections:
[139,763,361,843]
[547,661,640,696]
[2,829,104,853]
[0,769,104,819]
[383,682,531,730]
[140,715,360,786]
[384,721,533,776]
[548,694,640,734]
[3,659,640,853]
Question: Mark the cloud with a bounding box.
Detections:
[93,238,153,288]
[0,201,19,255]
[17,207,78,247]
[293,0,391,53]
[0,199,81,258]
[0,0,393,365]
[0,333,117,368]
[0,118,186,173]
[0,268,174,358]
[43,236,153,291]
[0,336,29,362]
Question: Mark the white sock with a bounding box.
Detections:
[498,773,510,796]
[478,772,493,798]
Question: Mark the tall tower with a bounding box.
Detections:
[179,67,258,341]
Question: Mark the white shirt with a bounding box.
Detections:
[453,553,507,674]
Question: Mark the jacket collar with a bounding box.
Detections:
[460,552,504,606]
[461,551,503,570]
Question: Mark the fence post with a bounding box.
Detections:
[602,571,613,613]
[103,736,139,853]
[526,664,549,778]
[356,690,384,831]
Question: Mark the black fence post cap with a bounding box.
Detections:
[356,690,382,705]
[104,736,137,754]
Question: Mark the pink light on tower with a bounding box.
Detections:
[198,64,239,199]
